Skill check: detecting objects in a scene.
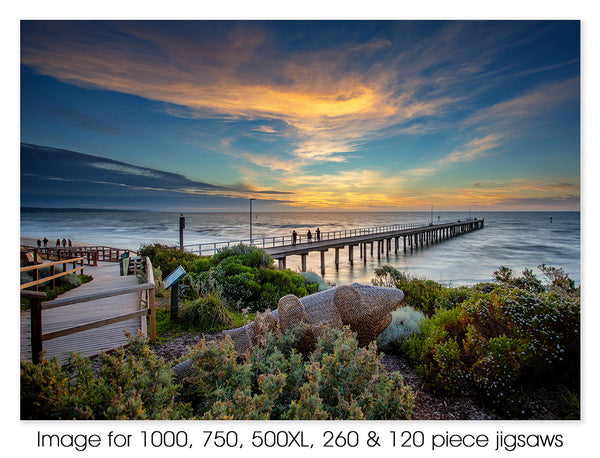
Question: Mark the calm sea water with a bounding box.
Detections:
[20,211,580,286]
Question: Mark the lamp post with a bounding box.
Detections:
[249,198,256,246]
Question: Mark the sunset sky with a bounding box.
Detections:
[20,20,580,211]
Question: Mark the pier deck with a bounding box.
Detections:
[264,219,484,273]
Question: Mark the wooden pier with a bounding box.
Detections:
[264,218,484,275]
[20,258,156,364]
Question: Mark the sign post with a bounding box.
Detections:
[164,265,186,320]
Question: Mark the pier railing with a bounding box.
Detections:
[184,219,470,256]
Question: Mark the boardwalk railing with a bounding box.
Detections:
[20,257,85,291]
[184,220,459,256]
[21,257,156,364]
[21,245,138,266]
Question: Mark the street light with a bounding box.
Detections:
[249,198,256,246]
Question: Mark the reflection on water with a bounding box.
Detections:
[21,211,580,286]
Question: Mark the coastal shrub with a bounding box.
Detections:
[180,325,414,420]
[397,277,444,316]
[372,265,408,288]
[209,256,316,312]
[301,271,332,291]
[21,332,191,420]
[376,306,426,350]
[179,271,217,300]
[139,243,209,276]
[177,294,234,332]
[213,244,274,269]
[397,267,580,417]
[493,266,544,293]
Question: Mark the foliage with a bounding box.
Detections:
[301,271,332,291]
[21,273,93,309]
[372,265,408,287]
[397,266,580,418]
[21,332,192,419]
[213,244,274,269]
[376,306,426,350]
[179,325,414,420]
[139,243,211,277]
[177,294,234,331]
[493,266,544,293]
[141,243,315,313]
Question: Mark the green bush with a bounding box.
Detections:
[301,271,332,291]
[397,267,580,418]
[376,306,425,350]
[20,332,191,419]
[372,265,408,287]
[178,294,234,331]
[397,278,444,316]
[139,243,210,276]
[180,325,415,420]
[213,244,273,268]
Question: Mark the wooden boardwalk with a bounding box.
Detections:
[20,261,146,364]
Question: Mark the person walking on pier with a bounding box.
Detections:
[56,238,60,248]
[43,237,48,248]
[68,239,72,247]
[37,239,41,248]
[316,227,321,241]
[62,238,67,247]
[292,230,297,245]
[307,229,312,243]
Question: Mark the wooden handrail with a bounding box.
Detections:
[42,282,154,309]
[20,257,84,273]
[146,257,156,341]
[20,265,84,290]
[42,309,150,341]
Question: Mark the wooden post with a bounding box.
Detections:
[335,248,340,270]
[22,290,46,363]
[363,243,367,263]
[148,286,156,341]
[320,250,326,276]
[348,245,354,265]
[301,254,307,272]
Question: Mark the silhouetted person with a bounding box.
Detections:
[307,230,312,243]
[56,238,60,248]
[62,238,67,247]
[292,230,297,245]
[37,239,41,248]
[43,237,48,247]
[316,227,321,241]
[68,239,72,247]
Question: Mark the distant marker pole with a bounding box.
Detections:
[179,213,185,250]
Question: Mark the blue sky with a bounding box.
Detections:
[20,20,580,211]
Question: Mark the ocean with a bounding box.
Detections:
[20,210,580,287]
